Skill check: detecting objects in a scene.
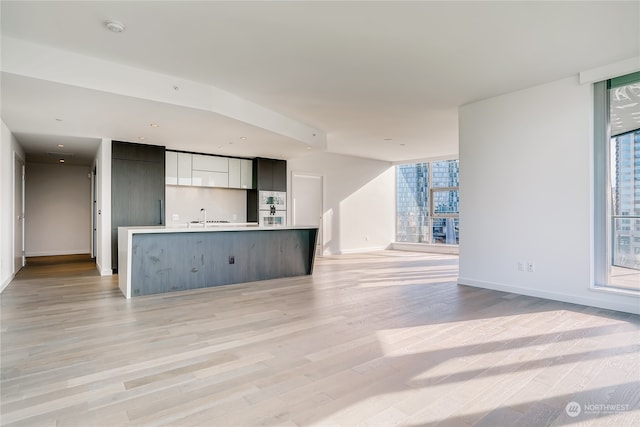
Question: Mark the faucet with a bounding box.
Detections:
[201,208,207,226]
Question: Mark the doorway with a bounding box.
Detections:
[92,167,97,259]
[291,172,323,256]
[14,154,25,273]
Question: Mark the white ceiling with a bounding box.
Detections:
[1,1,639,165]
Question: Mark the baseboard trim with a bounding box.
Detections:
[329,246,388,255]
[0,273,16,293]
[391,242,459,255]
[95,260,112,276]
[25,249,91,257]
[458,277,640,315]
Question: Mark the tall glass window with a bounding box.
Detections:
[396,160,459,244]
[595,72,640,292]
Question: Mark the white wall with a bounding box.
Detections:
[288,152,395,255]
[24,162,91,256]
[459,75,639,314]
[0,120,25,291]
[165,186,247,225]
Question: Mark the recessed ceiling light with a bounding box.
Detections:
[307,147,312,150]
[240,137,247,140]
[150,123,159,128]
[57,144,64,148]
[59,159,65,163]
[400,143,406,146]
[138,136,146,141]
[105,20,125,33]
[55,118,63,122]
[384,138,393,141]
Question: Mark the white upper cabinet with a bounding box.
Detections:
[166,151,192,186]
[228,158,253,189]
[165,151,178,185]
[177,152,192,186]
[240,159,253,189]
[192,154,229,188]
[166,151,252,189]
[228,158,241,188]
[192,170,229,188]
[192,154,228,173]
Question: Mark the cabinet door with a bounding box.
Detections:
[272,159,287,192]
[192,154,228,172]
[256,158,273,191]
[192,170,229,188]
[165,151,178,185]
[112,142,165,272]
[113,158,165,226]
[113,141,164,162]
[228,158,241,188]
[256,158,287,191]
[240,159,253,189]
[177,152,192,185]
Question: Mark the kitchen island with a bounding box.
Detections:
[118,224,318,298]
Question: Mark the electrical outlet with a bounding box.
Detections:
[172,214,179,221]
[517,262,525,272]
[527,262,535,273]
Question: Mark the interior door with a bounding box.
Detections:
[291,173,323,256]
[92,167,97,258]
[14,154,25,272]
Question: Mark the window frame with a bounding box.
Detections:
[395,159,459,245]
[593,76,640,294]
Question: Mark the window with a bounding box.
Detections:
[396,160,459,244]
[594,72,640,292]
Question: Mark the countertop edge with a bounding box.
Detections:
[119,225,319,234]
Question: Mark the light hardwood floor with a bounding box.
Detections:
[1,251,639,426]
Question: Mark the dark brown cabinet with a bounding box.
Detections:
[254,157,287,192]
[111,141,165,272]
[247,157,287,223]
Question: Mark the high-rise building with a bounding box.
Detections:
[396,160,459,244]
[612,129,640,269]
[396,163,429,243]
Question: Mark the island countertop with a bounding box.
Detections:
[119,223,318,233]
[118,225,319,298]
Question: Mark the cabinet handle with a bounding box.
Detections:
[159,200,164,225]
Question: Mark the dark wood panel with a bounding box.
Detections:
[248,158,287,220]
[246,190,258,222]
[112,140,165,162]
[271,159,287,192]
[255,158,287,191]
[256,158,273,191]
[111,141,166,271]
[112,159,164,226]
[130,229,317,296]
[111,229,118,273]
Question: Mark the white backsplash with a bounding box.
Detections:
[165,186,248,225]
